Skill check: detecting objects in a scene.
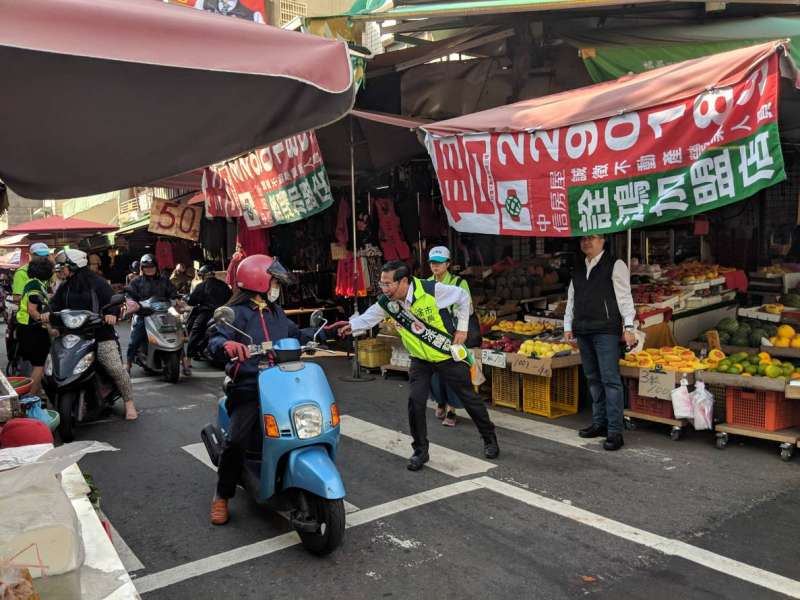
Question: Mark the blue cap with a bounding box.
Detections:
[29,243,50,257]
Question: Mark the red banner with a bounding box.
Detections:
[426,55,784,237]
[168,0,268,25]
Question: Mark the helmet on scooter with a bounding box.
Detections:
[140,254,156,269]
[55,248,88,269]
[236,255,294,294]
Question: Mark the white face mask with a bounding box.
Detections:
[267,287,280,303]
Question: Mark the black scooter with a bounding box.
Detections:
[43,295,126,442]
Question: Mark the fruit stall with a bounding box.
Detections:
[480,319,581,419]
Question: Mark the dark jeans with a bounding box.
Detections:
[575,333,624,434]
[126,317,147,362]
[187,309,211,358]
[409,358,495,453]
[217,388,262,499]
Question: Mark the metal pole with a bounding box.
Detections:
[627,228,632,267]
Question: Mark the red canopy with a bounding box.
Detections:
[0,0,355,199]
[422,41,796,137]
[5,216,117,235]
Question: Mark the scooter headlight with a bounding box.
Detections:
[62,334,81,349]
[74,352,95,375]
[44,355,53,376]
[62,313,89,329]
[293,404,323,439]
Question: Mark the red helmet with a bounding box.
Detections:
[236,255,293,293]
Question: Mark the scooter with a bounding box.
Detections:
[201,308,346,555]
[130,296,184,383]
[43,294,126,442]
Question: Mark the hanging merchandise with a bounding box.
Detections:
[359,243,384,296]
[335,253,367,297]
[419,196,448,239]
[172,240,193,268]
[155,239,175,269]
[373,196,410,260]
[237,217,270,255]
[226,246,247,289]
[670,377,693,420]
[335,197,350,245]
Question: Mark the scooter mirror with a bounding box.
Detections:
[108,294,126,307]
[309,310,325,329]
[214,306,235,325]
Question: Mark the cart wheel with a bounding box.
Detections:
[715,432,728,450]
[670,427,682,441]
[780,443,794,462]
[624,417,636,431]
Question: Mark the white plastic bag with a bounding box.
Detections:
[691,381,715,431]
[670,377,692,420]
[0,441,116,579]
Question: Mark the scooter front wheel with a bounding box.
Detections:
[57,391,79,443]
[296,495,345,556]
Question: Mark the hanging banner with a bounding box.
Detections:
[167,0,268,25]
[148,198,202,241]
[426,54,785,237]
[203,130,334,229]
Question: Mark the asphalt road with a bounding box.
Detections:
[26,323,800,599]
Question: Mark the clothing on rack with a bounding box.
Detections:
[335,197,350,246]
[237,218,270,255]
[373,196,410,261]
[335,254,367,298]
[155,240,175,269]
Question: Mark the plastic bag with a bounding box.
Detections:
[0,441,116,579]
[691,381,714,431]
[670,378,692,420]
[20,397,48,427]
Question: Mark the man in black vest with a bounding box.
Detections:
[564,235,636,451]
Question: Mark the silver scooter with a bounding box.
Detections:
[131,296,184,383]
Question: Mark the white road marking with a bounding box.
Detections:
[475,477,800,600]
[130,371,222,385]
[340,415,496,478]
[181,443,360,515]
[98,510,146,573]
[428,400,602,452]
[134,480,478,595]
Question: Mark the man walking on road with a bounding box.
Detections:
[564,234,636,451]
[341,261,499,471]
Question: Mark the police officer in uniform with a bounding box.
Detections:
[340,260,499,471]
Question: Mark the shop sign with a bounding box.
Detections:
[426,55,785,237]
[481,349,507,369]
[148,198,202,241]
[203,130,334,229]
[165,0,268,24]
[638,369,676,400]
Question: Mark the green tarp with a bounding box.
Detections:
[561,16,800,82]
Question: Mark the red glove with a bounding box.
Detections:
[223,341,251,361]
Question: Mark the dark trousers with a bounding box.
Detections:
[126,317,147,362]
[187,309,211,358]
[217,388,262,499]
[408,358,495,453]
[575,334,624,434]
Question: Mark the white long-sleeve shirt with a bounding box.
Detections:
[564,251,636,333]
[349,280,471,334]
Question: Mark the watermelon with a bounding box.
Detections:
[718,331,732,344]
[780,293,800,308]
[717,317,740,334]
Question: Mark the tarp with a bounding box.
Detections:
[0,249,26,271]
[561,17,800,83]
[0,234,28,248]
[5,216,117,235]
[0,0,355,200]
[422,42,798,237]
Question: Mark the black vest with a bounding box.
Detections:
[571,251,622,336]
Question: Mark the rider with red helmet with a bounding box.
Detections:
[206,255,320,525]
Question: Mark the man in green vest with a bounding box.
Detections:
[341,260,499,471]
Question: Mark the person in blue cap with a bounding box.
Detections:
[12,243,53,303]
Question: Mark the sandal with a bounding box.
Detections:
[442,411,457,427]
[210,498,229,525]
[124,401,138,421]
[435,405,447,419]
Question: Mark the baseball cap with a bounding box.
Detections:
[29,242,51,257]
[428,246,451,263]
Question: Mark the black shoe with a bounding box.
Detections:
[407,450,430,471]
[579,424,608,438]
[603,433,625,451]
[483,433,500,459]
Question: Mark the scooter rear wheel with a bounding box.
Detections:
[57,391,79,443]
[162,352,181,383]
[297,495,345,556]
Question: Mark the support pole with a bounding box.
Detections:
[627,228,632,267]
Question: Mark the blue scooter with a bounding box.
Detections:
[201,308,346,555]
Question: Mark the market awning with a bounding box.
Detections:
[5,215,118,235]
[0,248,27,271]
[421,42,799,238]
[115,216,151,236]
[0,234,28,248]
[0,0,355,200]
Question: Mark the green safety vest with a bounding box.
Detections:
[428,271,471,314]
[17,278,48,326]
[391,278,452,363]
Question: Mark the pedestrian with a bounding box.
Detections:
[44,249,138,420]
[427,246,478,427]
[564,234,636,451]
[52,262,67,295]
[340,260,499,471]
[88,253,104,276]
[16,258,53,395]
[206,254,316,525]
[170,263,193,295]
[125,261,139,287]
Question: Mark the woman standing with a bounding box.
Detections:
[16,259,54,395]
[44,249,138,420]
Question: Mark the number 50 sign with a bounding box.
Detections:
[148,198,202,241]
